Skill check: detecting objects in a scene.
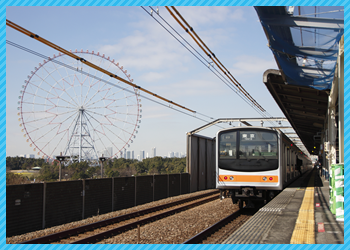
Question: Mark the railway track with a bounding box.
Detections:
[20,190,219,244]
[183,207,258,244]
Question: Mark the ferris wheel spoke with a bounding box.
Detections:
[82,112,121,156]
[39,65,81,107]
[81,56,117,105]
[84,111,132,142]
[84,110,139,127]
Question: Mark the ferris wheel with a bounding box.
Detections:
[18,50,141,162]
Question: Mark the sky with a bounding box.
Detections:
[6,6,287,159]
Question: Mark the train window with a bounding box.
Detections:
[239,131,277,159]
[219,131,237,158]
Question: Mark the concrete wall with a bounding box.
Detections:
[6,173,190,237]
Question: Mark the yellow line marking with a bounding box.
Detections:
[290,172,315,244]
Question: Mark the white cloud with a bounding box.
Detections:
[230,55,277,76]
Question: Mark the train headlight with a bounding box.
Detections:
[229,176,234,180]
[263,177,267,181]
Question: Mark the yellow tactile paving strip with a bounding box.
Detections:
[290,172,315,244]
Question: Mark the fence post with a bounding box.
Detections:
[153,175,155,202]
[112,177,114,211]
[135,176,137,207]
[167,174,169,198]
[42,182,46,229]
[82,179,85,219]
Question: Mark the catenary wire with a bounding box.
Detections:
[7,40,224,129]
[146,6,277,123]
[167,6,265,112]
[142,6,277,127]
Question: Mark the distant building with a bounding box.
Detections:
[168,152,174,158]
[132,150,134,160]
[126,151,131,159]
[152,147,156,158]
[140,150,145,161]
[25,154,35,158]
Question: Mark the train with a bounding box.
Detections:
[216,126,312,208]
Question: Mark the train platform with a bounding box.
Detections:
[222,168,344,244]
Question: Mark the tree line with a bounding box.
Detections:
[6,156,187,184]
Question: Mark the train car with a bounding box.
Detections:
[216,126,312,208]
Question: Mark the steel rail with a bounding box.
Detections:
[182,210,242,244]
[20,190,219,244]
[71,193,219,244]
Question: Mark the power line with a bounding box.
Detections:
[7,40,224,129]
[143,6,277,126]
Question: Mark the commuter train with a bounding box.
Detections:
[216,126,312,208]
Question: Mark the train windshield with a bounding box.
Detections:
[219,129,278,172]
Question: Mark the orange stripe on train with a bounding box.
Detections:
[218,175,278,183]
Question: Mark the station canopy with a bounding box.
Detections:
[255,6,344,90]
[255,6,344,155]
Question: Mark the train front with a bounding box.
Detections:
[216,127,281,208]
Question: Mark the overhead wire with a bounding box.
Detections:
[6,19,195,114]
[167,6,266,113]
[7,39,223,129]
[143,6,278,127]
